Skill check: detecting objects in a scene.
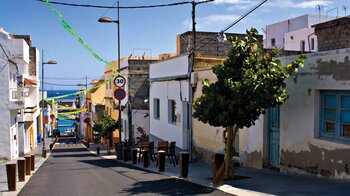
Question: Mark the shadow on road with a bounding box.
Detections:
[121,178,218,195]
[52,154,97,158]
[52,147,87,153]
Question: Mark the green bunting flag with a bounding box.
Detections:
[42,0,122,114]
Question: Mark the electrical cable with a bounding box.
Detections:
[36,0,192,9]
[40,76,101,80]
[194,0,268,52]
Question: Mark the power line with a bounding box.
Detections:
[36,0,192,9]
[39,76,101,80]
[194,0,268,52]
[43,82,87,86]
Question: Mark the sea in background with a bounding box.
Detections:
[46,90,79,100]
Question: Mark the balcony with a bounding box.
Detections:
[9,88,28,109]
[10,88,29,101]
[23,105,39,121]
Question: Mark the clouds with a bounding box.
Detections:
[211,0,334,10]
[195,14,240,29]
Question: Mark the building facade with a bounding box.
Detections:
[120,56,158,144]
[0,28,35,159]
[239,16,350,179]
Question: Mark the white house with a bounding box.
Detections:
[240,17,350,179]
[0,28,30,159]
[149,55,191,150]
[264,14,333,52]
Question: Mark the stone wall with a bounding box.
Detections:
[177,31,262,56]
[127,59,158,110]
[314,16,350,52]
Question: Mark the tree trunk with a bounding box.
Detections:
[224,125,239,179]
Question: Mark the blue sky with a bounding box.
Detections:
[0,0,348,89]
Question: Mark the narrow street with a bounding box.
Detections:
[18,137,230,196]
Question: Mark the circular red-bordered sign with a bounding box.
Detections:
[114,88,126,101]
[114,75,126,87]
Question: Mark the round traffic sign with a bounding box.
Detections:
[114,88,126,101]
[114,75,126,87]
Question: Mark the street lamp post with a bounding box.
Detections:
[98,0,122,156]
[41,49,57,158]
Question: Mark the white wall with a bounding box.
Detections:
[132,109,150,142]
[241,48,350,178]
[0,28,29,159]
[284,28,317,52]
[264,14,330,50]
[150,80,189,149]
[150,55,188,80]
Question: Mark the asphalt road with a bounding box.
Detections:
[19,137,230,196]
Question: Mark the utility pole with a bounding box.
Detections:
[188,0,213,161]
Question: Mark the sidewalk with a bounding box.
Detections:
[0,138,52,196]
[87,142,350,196]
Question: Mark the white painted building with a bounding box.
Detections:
[239,47,350,179]
[149,55,191,149]
[0,28,30,159]
[264,14,333,52]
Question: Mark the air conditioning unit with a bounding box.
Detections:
[190,72,198,87]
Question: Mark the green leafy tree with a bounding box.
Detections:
[93,112,118,143]
[193,28,306,179]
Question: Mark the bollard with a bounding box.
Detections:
[30,154,35,171]
[142,150,149,168]
[180,152,189,178]
[123,148,128,162]
[97,147,100,155]
[158,150,166,172]
[132,148,138,165]
[42,148,47,158]
[211,153,225,186]
[6,162,16,191]
[24,155,31,175]
[17,158,26,182]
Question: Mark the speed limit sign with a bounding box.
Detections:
[114,75,126,87]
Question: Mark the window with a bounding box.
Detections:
[320,91,350,142]
[271,38,276,47]
[311,38,315,50]
[168,100,176,124]
[153,98,160,119]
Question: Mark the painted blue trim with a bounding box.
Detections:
[320,90,350,144]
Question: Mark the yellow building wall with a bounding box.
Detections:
[104,60,120,144]
[192,56,228,161]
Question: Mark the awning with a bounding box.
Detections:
[24,78,37,85]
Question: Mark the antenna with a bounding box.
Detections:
[342,5,348,16]
[316,4,324,22]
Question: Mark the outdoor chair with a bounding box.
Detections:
[138,141,155,163]
[155,141,177,167]
[167,141,178,166]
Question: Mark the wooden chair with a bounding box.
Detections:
[138,141,155,163]
[155,141,177,167]
[167,141,178,166]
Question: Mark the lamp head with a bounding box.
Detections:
[98,17,118,23]
[44,60,57,65]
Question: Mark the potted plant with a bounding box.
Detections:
[121,139,134,161]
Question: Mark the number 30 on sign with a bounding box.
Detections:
[114,75,126,87]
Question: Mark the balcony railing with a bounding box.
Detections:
[24,105,37,114]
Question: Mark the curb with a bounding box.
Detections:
[1,152,51,196]
[85,145,268,196]
[0,143,55,196]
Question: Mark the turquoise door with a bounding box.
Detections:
[268,106,280,168]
